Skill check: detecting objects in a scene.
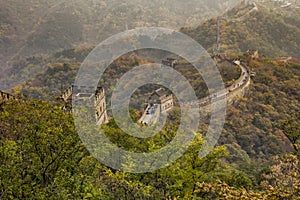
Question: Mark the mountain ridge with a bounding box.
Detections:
[181,1,300,58]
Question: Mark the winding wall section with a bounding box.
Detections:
[139,58,252,124]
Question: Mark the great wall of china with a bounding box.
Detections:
[0,53,255,127]
[0,90,16,105]
[138,54,253,125]
[197,60,252,117]
[58,85,109,126]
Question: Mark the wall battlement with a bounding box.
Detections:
[0,91,16,105]
[139,56,253,125]
[59,85,108,125]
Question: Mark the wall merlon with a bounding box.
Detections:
[0,91,16,104]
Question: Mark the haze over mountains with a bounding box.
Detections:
[182,0,300,57]
[0,0,238,63]
[0,0,299,90]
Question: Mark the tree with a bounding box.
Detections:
[0,100,107,199]
[278,114,300,153]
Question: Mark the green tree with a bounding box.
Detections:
[0,100,108,199]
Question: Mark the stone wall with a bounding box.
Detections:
[0,91,16,105]
[94,87,109,125]
[199,64,251,116]
[227,71,251,105]
[60,85,109,126]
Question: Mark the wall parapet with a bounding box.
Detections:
[0,91,16,105]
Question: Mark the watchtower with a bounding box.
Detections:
[59,85,108,125]
[148,88,174,112]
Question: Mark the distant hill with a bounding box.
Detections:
[1,0,300,90]
[181,1,300,58]
[0,0,238,62]
[0,0,240,90]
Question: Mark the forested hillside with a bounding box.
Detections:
[1,1,300,90]
[1,47,299,198]
[1,57,300,198]
[181,2,300,57]
[0,0,237,71]
[221,56,300,168]
[17,48,241,104]
[1,1,300,199]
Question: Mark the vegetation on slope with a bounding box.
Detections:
[17,48,240,102]
[1,2,300,197]
[1,98,300,199]
[3,81,300,199]
[181,2,300,57]
[0,0,237,66]
[0,40,299,200]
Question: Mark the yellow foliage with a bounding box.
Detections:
[54,62,64,68]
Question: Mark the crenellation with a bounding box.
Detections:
[247,49,259,59]
[0,90,16,105]
[59,85,109,125]
[162,58,178,68]
[59,85,73,102]
[138,87,174,125]
[148,88,174,113]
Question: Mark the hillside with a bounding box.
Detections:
[17,48,241,103]
[1,54,300,199]
[1,1,300,199]
[222,56,300,162]
[15,47,300,160]
[0,0,238,76]
[181,1,300,58]
[1,1,299,90]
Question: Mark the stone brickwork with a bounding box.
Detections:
[0,91,16,105]
[59,85,109,125]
